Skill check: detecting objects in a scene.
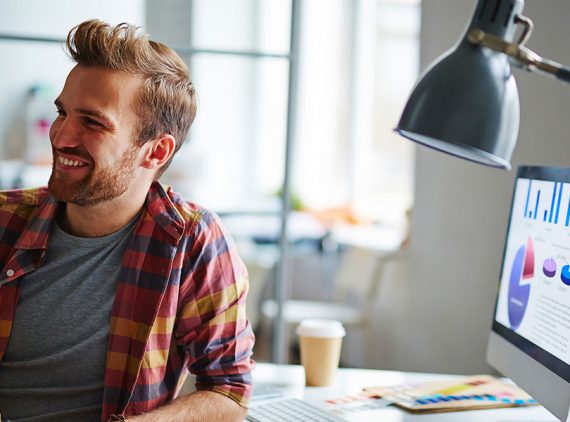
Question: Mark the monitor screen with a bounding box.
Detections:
[489,165,570,421]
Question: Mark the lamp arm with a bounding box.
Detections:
[468,26,570,84]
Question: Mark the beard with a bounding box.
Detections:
[48,145,139,206]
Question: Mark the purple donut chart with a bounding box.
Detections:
[562,265,570,286]
[543,259,557,278]
[508,239,534,331]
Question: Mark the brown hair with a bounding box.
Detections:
[66,19,197,177]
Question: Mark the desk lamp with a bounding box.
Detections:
[394,0,570,170]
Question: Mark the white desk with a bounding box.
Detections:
[252,363,558,421]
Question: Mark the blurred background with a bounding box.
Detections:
[1,0,569,375]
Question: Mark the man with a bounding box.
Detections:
[0,20,254,422]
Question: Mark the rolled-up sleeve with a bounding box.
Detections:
[176,211,255,407]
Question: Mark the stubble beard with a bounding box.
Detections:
[48,145,139,206]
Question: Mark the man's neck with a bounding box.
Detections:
[58,185,150,237]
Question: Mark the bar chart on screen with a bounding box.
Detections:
[522,179,570,225]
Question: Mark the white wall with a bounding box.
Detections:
[371,0,570,374]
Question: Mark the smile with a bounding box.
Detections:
[58,155,88,168]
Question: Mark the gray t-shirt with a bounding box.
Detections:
[0,214,139,422]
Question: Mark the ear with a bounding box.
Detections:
[140,134,176,172]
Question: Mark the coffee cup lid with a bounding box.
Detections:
[296,319,346,338]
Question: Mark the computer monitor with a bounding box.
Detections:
[488,166,570,422]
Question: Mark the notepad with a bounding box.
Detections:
[363,375,537,414]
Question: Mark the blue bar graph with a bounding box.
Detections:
[549,182,558,223]
[524,180,532,218]
[566,196,570,227]
[534,190,541,220]
[555,184,564,224]
[524,180,570,226]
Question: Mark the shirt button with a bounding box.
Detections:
[6,269,15,277]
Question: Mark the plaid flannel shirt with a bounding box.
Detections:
[0,182,255,421]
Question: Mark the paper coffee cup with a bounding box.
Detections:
[296,319,346,386]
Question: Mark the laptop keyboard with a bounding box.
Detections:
[246,398,345,422]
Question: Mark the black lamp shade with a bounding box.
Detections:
[395,0,524,170]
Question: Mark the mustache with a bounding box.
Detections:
[53,147,92,162]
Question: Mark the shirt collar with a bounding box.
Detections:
[144,181,186,241]
[14,182,186,250]
[14,188,58,250]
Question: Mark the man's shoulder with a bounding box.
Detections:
[162,185,217,228]
[0,186,50,209]
[0,187,51,236]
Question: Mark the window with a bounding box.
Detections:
[294,0,419,225]
[164,0,420,227]
[155,0,292,214]
[1,0,419,226]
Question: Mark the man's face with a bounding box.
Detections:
[48,65,144,206]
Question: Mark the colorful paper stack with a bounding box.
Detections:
[363,375,537,414]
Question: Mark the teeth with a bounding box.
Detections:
[58,156,86,167]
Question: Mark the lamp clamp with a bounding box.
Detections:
[467,16,570,83]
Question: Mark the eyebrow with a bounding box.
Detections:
[54,98,116,129]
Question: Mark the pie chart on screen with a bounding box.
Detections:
[508,237,534,330]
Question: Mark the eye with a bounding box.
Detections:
[83,117,103,128]
[56,108,66,118]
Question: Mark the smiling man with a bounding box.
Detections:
[0,20,254,422]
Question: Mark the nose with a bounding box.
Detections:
[49,116,81,150]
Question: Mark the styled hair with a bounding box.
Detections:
[66,19,197,177]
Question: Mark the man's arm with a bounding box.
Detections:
[125,390,247,422]
[124,210,254,422]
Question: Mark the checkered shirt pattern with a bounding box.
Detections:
[0,182,255,421]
